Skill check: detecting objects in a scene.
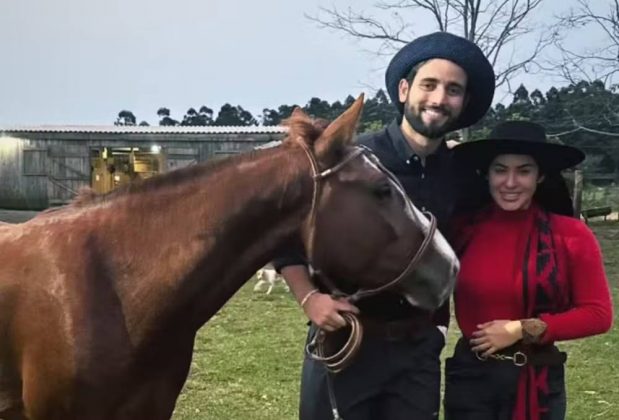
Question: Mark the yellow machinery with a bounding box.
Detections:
[91,147,165,194]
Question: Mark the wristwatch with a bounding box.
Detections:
[520,318,548,344]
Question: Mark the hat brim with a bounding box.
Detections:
[385,32,495,130]
[453,139,585,172]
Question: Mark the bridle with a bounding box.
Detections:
[299,139,436,348]
[295,139,438,419]
[297,138,437,302]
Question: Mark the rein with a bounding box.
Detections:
[296,140,437,373]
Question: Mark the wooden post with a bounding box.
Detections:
[573,169,583,219]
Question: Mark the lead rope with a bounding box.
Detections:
[327,373,343,420]
[303,310,363,419]
[305,312,363,373]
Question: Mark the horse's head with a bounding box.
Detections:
[285,95,458,311]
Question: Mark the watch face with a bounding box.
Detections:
[522,319,547,343]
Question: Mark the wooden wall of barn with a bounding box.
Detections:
[0,131,284,210]
[0,137,48,209]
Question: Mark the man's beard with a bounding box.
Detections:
[403,103,458,139]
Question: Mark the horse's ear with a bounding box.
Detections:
[314,94,364,159]
[291,107,308,119]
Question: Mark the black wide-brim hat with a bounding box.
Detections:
[385,31,495,131]
[453,121,585,172]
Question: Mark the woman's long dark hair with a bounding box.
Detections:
[533,172,575,216]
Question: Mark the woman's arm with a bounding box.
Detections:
[539,223,613,343]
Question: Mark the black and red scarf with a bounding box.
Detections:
[513,207,569,420]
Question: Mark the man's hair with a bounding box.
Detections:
[405,61,428,85]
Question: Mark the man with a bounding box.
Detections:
[274,31,495,419]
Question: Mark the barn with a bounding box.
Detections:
[0,125,286,210]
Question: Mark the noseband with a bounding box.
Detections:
[296,139,437,372]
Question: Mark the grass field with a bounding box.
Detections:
[173,221,619,420]
[583,185,619,212]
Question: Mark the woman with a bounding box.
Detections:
[444,121,613,420]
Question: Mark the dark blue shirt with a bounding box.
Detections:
[358,120,459,234]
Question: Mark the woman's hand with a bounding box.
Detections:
[470,320,523,357]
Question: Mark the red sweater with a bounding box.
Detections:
[455,205,613,343]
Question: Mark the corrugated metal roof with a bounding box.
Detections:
[254,140,283,149]
[0,125,288,135]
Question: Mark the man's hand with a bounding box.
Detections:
[469,320,523,357]
[303,292,359,332]
[279,264,359,332]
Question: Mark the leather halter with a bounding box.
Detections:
[296,139,437,373]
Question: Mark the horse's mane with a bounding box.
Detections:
[71,113,330,208]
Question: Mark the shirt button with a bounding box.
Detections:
[406,159,410,164]
[421,173,425,179]
[413,156,419,161]
[421,206,427,212]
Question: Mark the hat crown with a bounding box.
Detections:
[384,31,495,131]
[489,121,547,144]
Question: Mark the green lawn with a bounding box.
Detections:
[173,222,619,419]
[582,185,619,211]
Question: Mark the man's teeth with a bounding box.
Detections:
[424,109,444,117]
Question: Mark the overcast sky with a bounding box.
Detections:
[0,0,598,126]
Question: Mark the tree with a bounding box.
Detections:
[360,89,398,132]
[115,110,137,126]
[507,84,535,120]
[261,93,396,129]
[157,107,179,126]
[260,104,301,126]
[530,89,546,107]
[472,80,619,176]
[181,106,214,126]
[214,104,258,126]
[304,97,333,119]
[553,0,619,84]
[261,108,282,126]
[308,0,555,90]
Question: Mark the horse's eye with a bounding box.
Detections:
[373,183,392,199]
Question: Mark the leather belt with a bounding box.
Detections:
[360,315,433,341]
[476,344,567,367]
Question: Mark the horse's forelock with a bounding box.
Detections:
[282,114,329,145]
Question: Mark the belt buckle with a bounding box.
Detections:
[474,350,528,366]
[512,351,528,367]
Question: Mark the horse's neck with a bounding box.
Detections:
[100,146,312,335]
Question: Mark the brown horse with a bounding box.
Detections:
[0,96,457,419]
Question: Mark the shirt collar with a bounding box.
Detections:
[387,119,450,163]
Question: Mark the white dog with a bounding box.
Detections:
[253,265,289,294]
